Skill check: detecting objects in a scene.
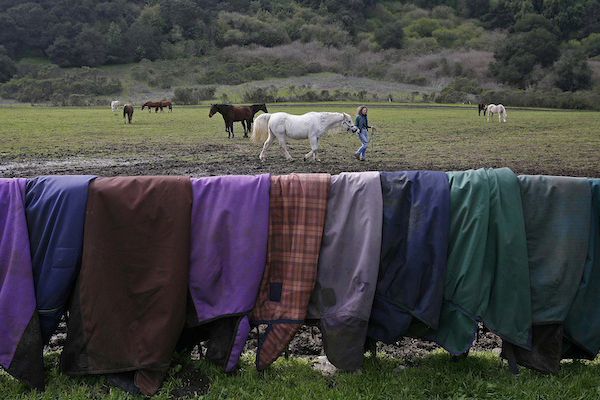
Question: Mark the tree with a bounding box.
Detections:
[554,49,592,91]
[374,21,405,49]
[0,46,17,83]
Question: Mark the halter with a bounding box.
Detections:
[342,120,359,134]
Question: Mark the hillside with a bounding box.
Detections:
[1,0,600,109]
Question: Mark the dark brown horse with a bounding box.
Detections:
[123,104,134,124]
[478,103,486,116]
[209,103,268,138]
[142,101,163,113]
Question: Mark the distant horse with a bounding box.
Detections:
[478,103,486,116]
[123,104,134,124]
[111,100,121,113]
[142,101,163,113]
[251,111,358,161]
[484,104,507,122]
[209,104,254,138]
[160,100,173,112]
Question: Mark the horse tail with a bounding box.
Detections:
[251,113,271,143]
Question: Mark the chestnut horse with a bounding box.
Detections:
[209,103,268,138]
[141,101,162,113]
[160,101,173,112]
[123,104,134,124]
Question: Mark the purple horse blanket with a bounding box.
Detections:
[0,178,44,390]
[178,175,270,372]
[60,176,192,396]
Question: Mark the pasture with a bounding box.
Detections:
[2,103,600,398]
[1,104,599,178]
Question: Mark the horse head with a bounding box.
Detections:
[341,112,359,134]
[257,104,268,114]
[208,105,217,117]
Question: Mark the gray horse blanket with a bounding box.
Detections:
[502,175,591,374]
[0,178,44,390]
[428,168,532,355]
[251,174,330,371]
[60,176,192,396]
[178,174,270,372]
[306,172,383,370]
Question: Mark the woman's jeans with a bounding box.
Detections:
[356,129,369,159]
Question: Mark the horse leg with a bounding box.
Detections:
[259,132,276,161]
[241,121,247,138]
[304,136,320,161]
[278,137,293,161]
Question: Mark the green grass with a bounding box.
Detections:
[1,103,599,178]
[3,351,600,399]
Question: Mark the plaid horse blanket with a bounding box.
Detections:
[25,175,96,344]
[306,171,383,370]
[178,174,270,372]
[60,176,192,395]
[251,174,330,370]
[0,178,44,390]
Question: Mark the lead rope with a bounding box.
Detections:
[370,126,377,152]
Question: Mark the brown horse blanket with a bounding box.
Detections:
[306,172,383,370]
[251,173,330,370]
[60,176,192,395]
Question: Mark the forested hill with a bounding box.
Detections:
[0,0,599,96]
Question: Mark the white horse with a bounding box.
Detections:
[251,112,358,161]
[111,100,121,113]
[485,103,507,122]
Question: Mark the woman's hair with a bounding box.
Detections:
[356,105,367,115]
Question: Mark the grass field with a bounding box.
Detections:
[1,103,599,178]
[2,103,600,399]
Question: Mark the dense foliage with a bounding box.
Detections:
[0,0,599,102]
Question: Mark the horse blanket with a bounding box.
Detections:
[251,173,330,370]
[502,175,591,374]
[563,179,600,359]
[306,172,383,371]
[60,176,192,396]
[368,171,450,344]
[25,175,96,344]
[0,178,44,390]
[177,175,270,372]
[427,168,531,355]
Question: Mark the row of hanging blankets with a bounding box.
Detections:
[1,169,599,395]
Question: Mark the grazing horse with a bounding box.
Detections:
[111,100,121,113]
[484,103,507,122]
[123,104,134,124]
[141,101,163,113]
[251,111,358,161]
[478,103,486,116]
[160,100,173,112]
[209,104,253,138]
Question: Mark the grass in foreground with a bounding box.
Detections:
[2,350,600,399]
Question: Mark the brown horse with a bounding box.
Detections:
[209,103,268,138]
[123,104,134,124]
[142,101,163,113]
[160,100,173,112]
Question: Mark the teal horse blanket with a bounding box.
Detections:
[503,175,591,373]
[427,168,532,354]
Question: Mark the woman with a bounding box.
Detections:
[354,105,371,161]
